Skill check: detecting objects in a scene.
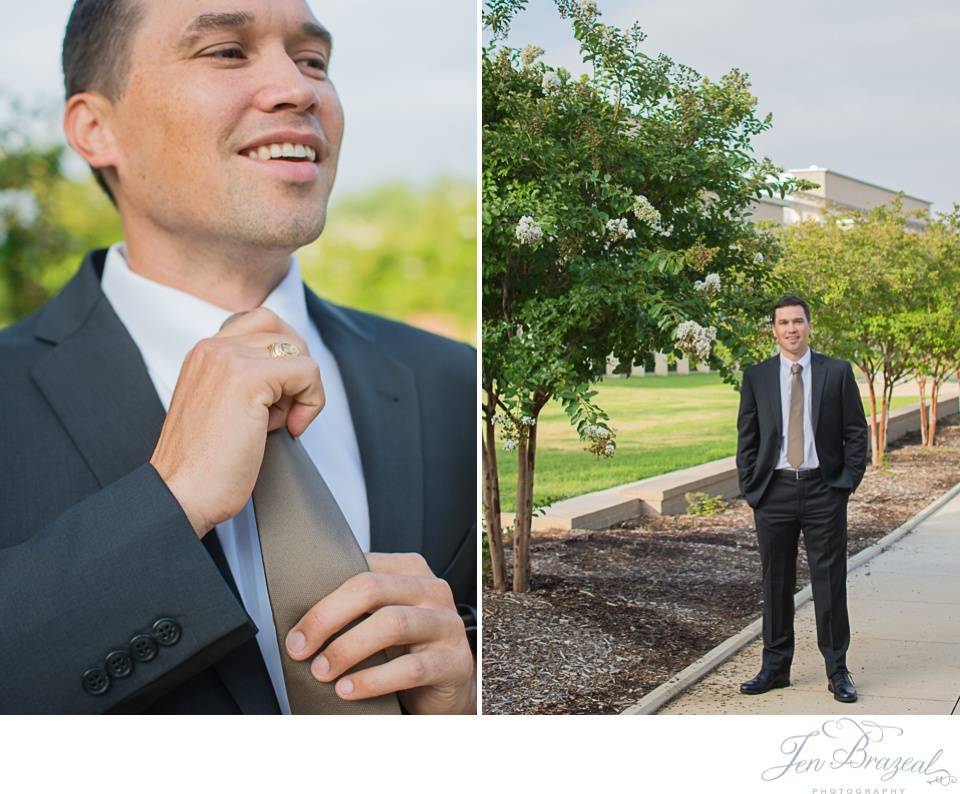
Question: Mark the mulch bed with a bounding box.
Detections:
[481,417,960,715]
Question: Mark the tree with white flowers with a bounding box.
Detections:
[482,0,798,592]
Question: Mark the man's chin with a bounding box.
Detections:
[236,213,327,250]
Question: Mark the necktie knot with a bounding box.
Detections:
[791,363,802,376]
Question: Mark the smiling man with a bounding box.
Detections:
[735,295,868,705]
[0,0,476,714]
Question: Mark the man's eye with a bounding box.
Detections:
[209,48,246,60]
[300,57,328,76]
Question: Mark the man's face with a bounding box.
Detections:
[772,305,812,357]
[105,0,343,252]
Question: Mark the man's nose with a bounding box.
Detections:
[252,51,318,114]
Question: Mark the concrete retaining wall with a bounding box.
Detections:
[501,396,959,531]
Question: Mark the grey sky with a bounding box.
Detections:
[503,0,960,212]
[0,0,476,195]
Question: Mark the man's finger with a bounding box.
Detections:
[310,605,447,681]
[331,650,440,701]
[285,571,438,660]
[365,551,434,577]
[216,306,310,356]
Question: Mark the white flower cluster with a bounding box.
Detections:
[632,194,661,227]
[652,220,674,238]
[620,116,641,140]
[0,189,39,227]
[675,320,718,362]
[582,424,615,457]
[605,217,636,242]
[693,272,721,296]
[542,71,561,92]
[753,252,765,264]
[584,424,610,439]
[521,44,544,66]
[515,215,543,246]
[492,413,535,453]
[576,0,600,18]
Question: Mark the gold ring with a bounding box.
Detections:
[268,341,301,358]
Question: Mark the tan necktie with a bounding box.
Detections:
[253,430,401,714]
[220,312,400,714]
[787,362,805,468]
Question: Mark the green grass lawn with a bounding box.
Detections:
[495,373,917,511]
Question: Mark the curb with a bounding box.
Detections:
[619,480,960,715]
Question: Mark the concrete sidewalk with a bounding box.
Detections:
[656,488,960,715]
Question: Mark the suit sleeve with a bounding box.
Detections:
[0,463,256,714]
[840,361,869,491]
[735,369,760,497]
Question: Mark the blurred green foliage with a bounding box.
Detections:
[300,179,476,343]
[0,99,476,343]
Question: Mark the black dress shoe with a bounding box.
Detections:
[828,671,858,703]
[740,669,790,695]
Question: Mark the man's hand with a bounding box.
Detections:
[284,552,476,714]
[150,308,325,538]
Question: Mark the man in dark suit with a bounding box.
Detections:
[736,295,868,703]
[0,0,475,714]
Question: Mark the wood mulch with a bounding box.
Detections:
[481,417,960,715]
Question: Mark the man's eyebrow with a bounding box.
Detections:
[177,10,255,48]
[300,21,333,52]
[175,11,332,52]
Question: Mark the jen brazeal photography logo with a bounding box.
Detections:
[761,719,957,788]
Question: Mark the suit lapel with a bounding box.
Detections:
[30,257,168,489]
[29,251,276,714]
[305,289,424,555]
[763,355,782,435]
[810,350,826,436]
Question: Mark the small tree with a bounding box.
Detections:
[483,0,793,592]
[778,200,931,464]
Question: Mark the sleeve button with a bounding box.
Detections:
[129,634,159,662]
[81,667,110,696]
[105,650,133,679]
[152,618,182,647]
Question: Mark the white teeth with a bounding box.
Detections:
[246,143,319,161]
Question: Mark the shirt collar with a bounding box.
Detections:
[101,241,311,397]
[779,347,811,372]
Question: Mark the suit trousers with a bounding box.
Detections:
[753,471,851,678]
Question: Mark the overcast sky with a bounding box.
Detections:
[0,0,476,196]
[504,0,960,212]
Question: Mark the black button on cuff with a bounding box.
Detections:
[152,618,182,646]
[130,634,158,662]
[81,667,110,696]
[105,650,133,679]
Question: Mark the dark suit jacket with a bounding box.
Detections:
[0,249,476,714]
[736,350,868,509]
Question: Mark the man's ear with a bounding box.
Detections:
[63,92,119,171]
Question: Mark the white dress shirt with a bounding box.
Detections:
[101,242,370,714]
[776,347,820,470]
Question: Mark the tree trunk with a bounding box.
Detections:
[879,379,895,458]
[512,420,538,594]
[865,374,881,466]
[929,380,941,447]
[481,406,507,592]
[917,372,928,446]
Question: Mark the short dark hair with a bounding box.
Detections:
[62,0,145,203]
[771,295,811,323]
